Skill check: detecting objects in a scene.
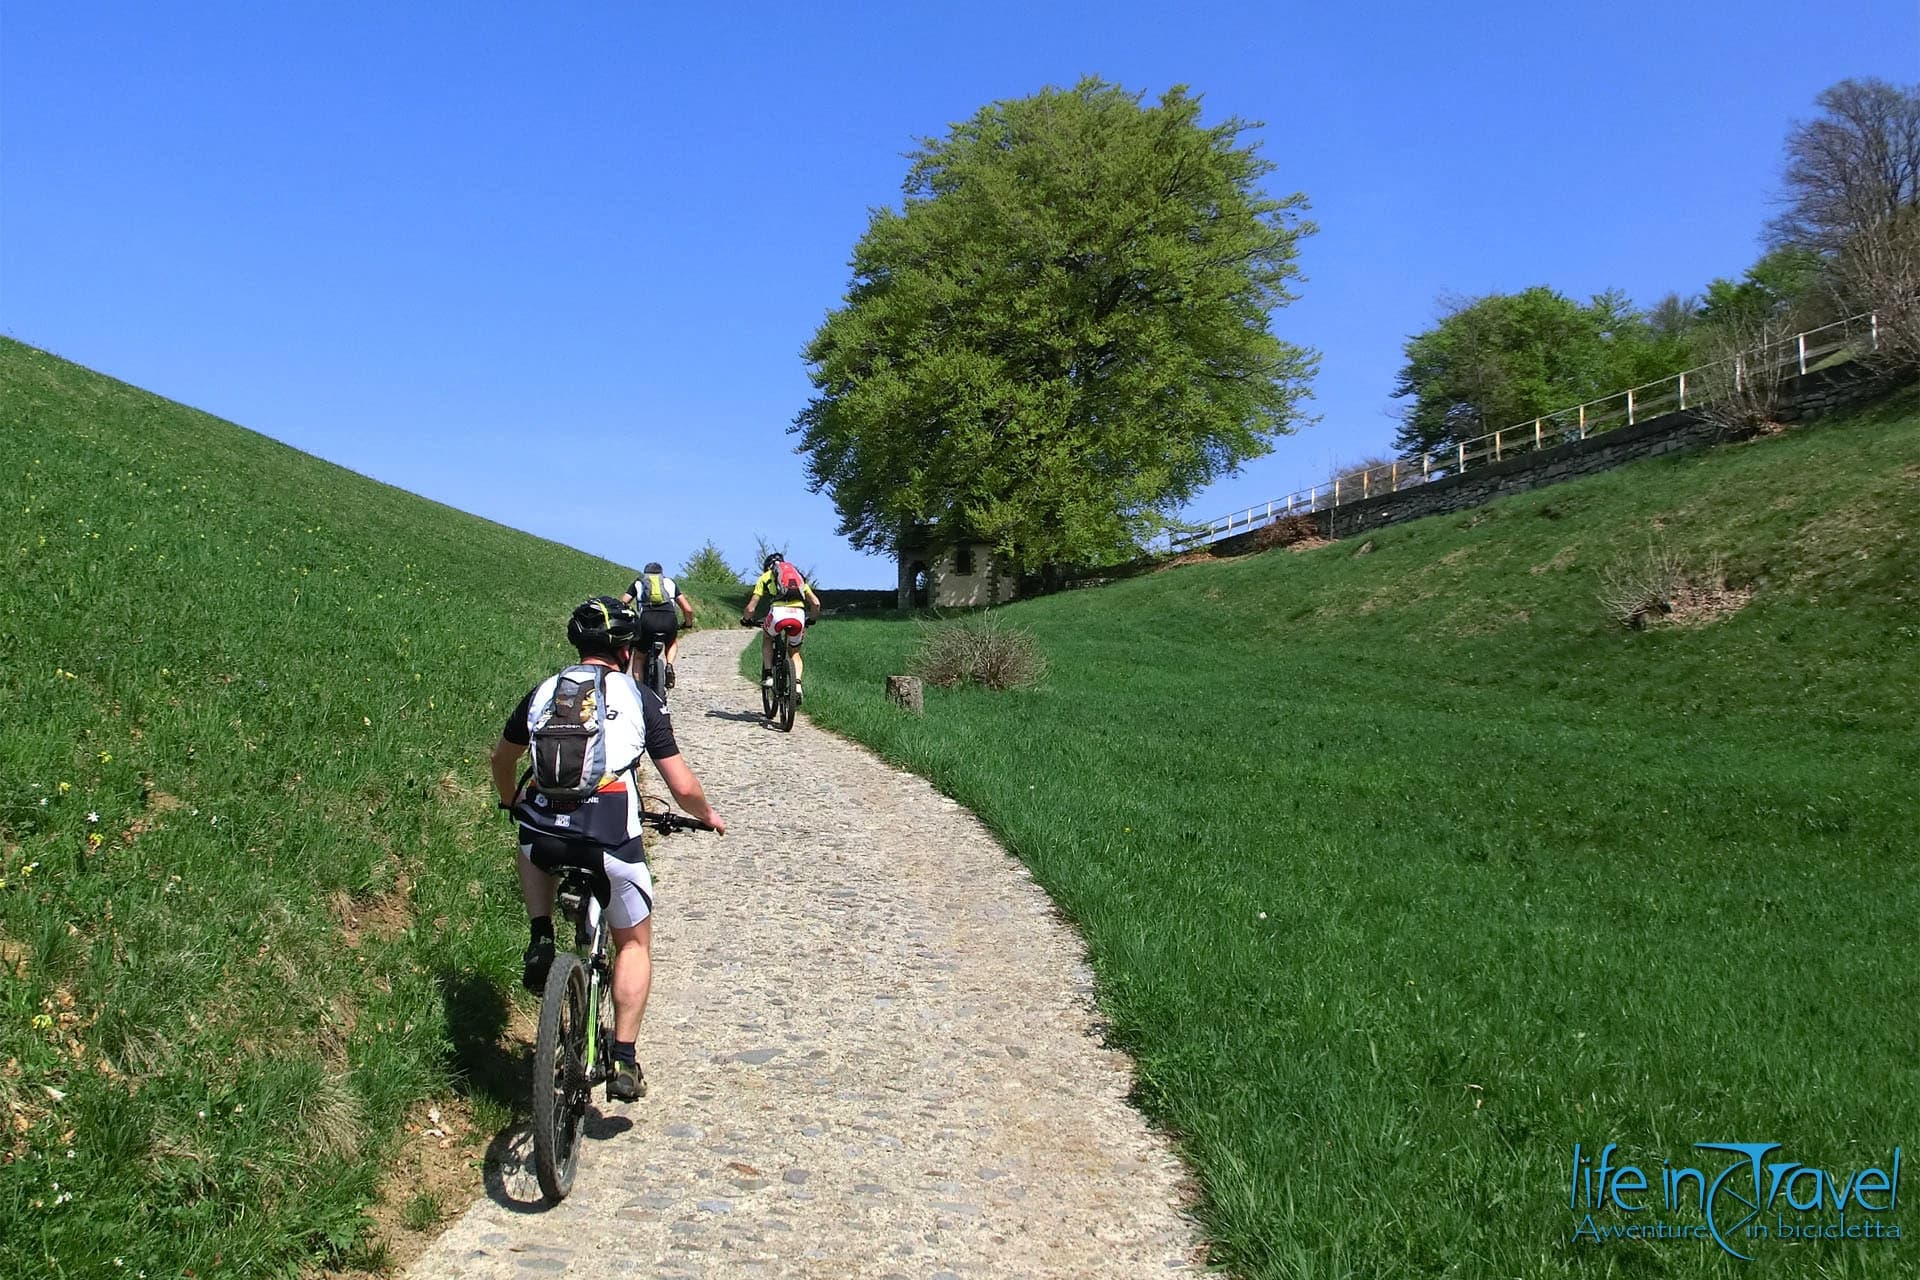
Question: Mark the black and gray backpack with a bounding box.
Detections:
[529,665,610,801]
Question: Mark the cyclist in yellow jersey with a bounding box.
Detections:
[741,552,821,702]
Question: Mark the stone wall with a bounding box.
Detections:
[816,588,898,612]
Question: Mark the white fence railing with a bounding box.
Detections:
[1169,311,1881,550]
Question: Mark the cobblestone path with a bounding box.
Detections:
[407,630,1202,1278]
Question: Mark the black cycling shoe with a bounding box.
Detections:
[665,663,676,690]
[521,936,555,994]
[607,1062,647,1102]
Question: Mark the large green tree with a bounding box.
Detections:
[794,79,1316,573]
[1390,288,1690,456]
[1698,246,1828,332]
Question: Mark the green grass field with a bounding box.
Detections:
[0,338,711,1275]
[5,333,1916,1276]
[792,393,1920,1277]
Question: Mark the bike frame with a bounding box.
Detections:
[632,638,668,700]
[557,870,612,1086]
[582,893,608,1076]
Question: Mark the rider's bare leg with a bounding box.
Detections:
[517,850,555,919]
[610,918,652,1041]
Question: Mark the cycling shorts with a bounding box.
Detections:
[636,606,679,648]
[763,605,807,645]
[519,831,655,929]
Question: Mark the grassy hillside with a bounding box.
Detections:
[795,392,1920,1278]
[0,339,695,1274]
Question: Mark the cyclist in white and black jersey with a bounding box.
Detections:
[621,562,694,689]
[490,597,725,1101]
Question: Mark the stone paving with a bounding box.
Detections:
[406,630,1202,1278]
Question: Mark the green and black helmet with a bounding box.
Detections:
[567,596,640,653]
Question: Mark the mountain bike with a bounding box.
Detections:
[741,615,806,732]
[530,806,714,1203]
[634,634,669,701]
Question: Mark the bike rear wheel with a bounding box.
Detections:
[531,952,590,1202]
[638,643,664,700]
[775,643,796,732]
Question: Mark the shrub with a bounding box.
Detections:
[909,616,1049,690]
[1693,319,1795,436]
[1598,544,1751,629]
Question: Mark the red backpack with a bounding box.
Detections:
[775,560,806,602]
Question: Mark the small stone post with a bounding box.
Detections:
[885,675,924,714]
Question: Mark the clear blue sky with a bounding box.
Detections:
[4,2,1914,586]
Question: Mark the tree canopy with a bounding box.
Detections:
[1698,246,1829,333]
[1390,289,1691,455]
[793,78,1316,573]
[1769,77,1920,253]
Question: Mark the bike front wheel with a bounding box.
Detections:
[531,952,590,1202]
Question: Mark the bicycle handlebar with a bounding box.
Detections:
[640,808,718,835]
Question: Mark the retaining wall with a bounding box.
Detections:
[1202,361,1905,554]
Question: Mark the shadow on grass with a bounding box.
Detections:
[437,969,554,1214]
[438,969,524,1115]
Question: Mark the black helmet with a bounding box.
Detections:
[763,551,782,571]
[567,596,640,654]
[643,561,663,574]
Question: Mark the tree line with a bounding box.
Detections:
[1392,77,1920,456]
